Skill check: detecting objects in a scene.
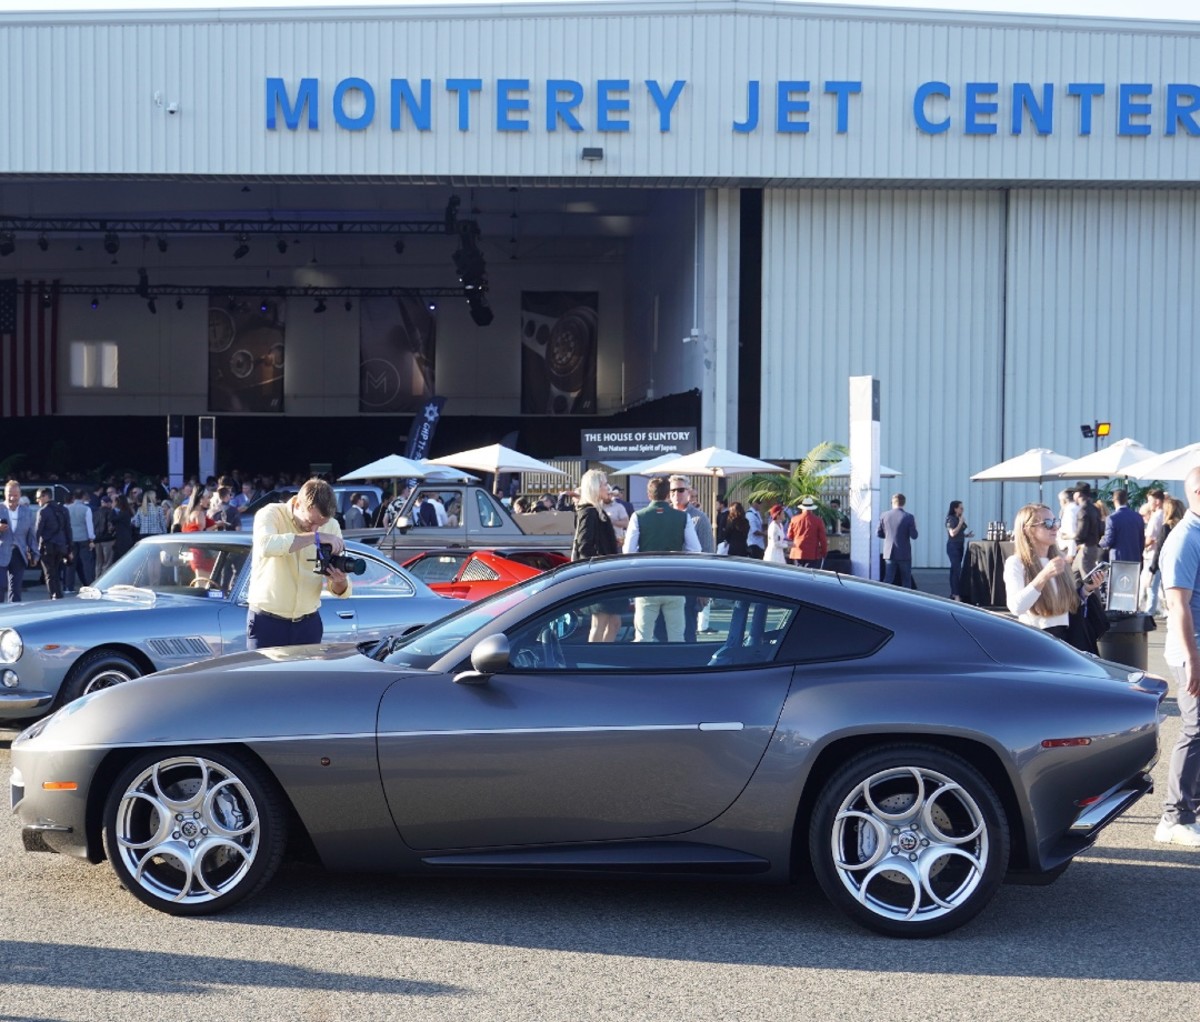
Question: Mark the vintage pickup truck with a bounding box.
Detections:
[371,483,576,556]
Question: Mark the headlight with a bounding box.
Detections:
[0,629,22,663]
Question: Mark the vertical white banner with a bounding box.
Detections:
[167,415,184,489]
[198,416,216,484]
[849,376,881,580]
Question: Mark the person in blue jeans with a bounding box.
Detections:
[945,500,972,600]
[1156,465,1200,848]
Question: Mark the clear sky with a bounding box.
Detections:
[1,0,1197,22]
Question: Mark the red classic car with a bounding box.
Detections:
[399,548,570,601]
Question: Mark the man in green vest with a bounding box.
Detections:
[622,476,700,641]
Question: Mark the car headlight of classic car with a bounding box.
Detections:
[0,628,23,664]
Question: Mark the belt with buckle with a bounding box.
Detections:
[254,609,317,624]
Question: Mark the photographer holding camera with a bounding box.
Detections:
[246,478,352,650]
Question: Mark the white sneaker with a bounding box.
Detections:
[1154,819,1200,846]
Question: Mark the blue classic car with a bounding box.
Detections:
[0,533,455,722]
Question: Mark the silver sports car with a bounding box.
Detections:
[0,533,455,721]
[9,555,1165,937]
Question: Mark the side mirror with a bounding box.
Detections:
[453,633,510,685]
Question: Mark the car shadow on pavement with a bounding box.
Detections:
[0,938,462,998]
[226,858,1200,981]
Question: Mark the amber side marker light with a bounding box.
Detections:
[1041,738,1092,748]
[42,781,78,791]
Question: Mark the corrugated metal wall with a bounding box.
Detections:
[1,4,1197,181]
[761,186,1200,567]
[761,187,1006,568]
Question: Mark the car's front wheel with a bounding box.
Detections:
[809,744,1010,938]
[60,649,143,704]
[102,749,287,915]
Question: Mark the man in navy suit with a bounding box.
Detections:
[1100,488,1145,564]
[2,480,39,602]
[877,493,919,588]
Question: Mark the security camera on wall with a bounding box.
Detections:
[166,102,179,115]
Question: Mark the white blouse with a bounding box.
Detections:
[1004,554,1069,630]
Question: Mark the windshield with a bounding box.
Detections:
[381,569,561,668]
[94,539,250,599]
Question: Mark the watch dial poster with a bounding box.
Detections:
[207,293,287,412]
[520,291,598,415]
[359,296,437,413]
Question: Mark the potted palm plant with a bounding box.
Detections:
[729,441,847,530]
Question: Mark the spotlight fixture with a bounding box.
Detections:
[427,301,437,312]
[233,234,250,260]
[452,220,493,327]
[314,298,327,314]
[156,234,169,253]
[276,238,288,254]
[0,232,15,256]
[176,297,184,310]
[260,301,269,314]
[469,301,494,327]
[344,300,353,312]
[90,296,99,310]
[136,267,151,299]
[37,234,49,252]
[394,238,405,255]
[40,290,52,310]
[147,298,157,315]
[581,146,604,161]
[103,232,120,255]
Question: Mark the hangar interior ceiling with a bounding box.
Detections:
[0,179,710,422]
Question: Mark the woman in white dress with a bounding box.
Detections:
[764,503,789,563]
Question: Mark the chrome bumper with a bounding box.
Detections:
[1070,775,1154,833]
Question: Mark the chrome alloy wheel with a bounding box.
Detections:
[112,756,262,906]
[81,666,136,695]
[829,765,988,924]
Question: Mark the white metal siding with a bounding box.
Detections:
[761,187,1007,567]
[1,4,1197,181]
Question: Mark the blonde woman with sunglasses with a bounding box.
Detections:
[1004,503,1104,649]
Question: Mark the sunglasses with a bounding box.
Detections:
[671,487,688,493]
[1035,517,1061,529]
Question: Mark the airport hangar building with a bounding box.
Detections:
[0,0,1196,567]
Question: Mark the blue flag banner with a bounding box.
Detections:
[405,396,446,463]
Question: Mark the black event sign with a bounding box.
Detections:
[580,427,697,460]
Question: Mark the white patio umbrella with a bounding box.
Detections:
[971,448,1073,482]
[338,453,427,482]
[818,456,902,478]
[1124,442,1200,482]
[1049,437,1159,479]
[415,459,480,483]
[971,447,1074,505]
[606,452,688,477]
[428,443,567,478]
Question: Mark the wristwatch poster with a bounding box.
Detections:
[520,292,598,415]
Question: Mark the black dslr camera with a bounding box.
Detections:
[313,543,367,577]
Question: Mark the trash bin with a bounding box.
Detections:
[1097,612,1156,670]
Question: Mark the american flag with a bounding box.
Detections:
[0,278,59,417]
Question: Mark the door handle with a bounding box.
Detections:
[337,611,355,619]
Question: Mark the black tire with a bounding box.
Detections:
[809,743,1010,938]
[60,649,143,705]
[101,747,287,916]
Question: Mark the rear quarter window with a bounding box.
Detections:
[779,604,891,663]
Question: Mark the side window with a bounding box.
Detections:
[476,490,504,528]
[779,604,891,662]
[459,558,502,583]
[503,586,798,672]
[340,553,416,596]
[407,554,468,584]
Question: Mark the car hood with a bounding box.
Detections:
[23,642,412,750]
[0,592,221,631]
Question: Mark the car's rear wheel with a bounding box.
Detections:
[102,749,287,915]
[60,649,143,704]
[809,744,1009,938]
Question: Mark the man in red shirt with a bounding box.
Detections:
[787,496,829,568]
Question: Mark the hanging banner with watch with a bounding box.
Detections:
[359,296,437,413]
[207,293,287,412]
[520,291,598,415]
